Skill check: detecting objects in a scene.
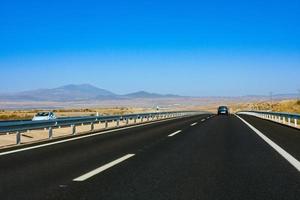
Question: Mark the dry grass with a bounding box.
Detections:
[231,99,300,114]
[2,99,298,121]
[0,107,156,121]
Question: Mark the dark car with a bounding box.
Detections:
[218,106,229,115]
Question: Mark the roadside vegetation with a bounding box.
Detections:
[231,99,300,114]
[0,107,155,121]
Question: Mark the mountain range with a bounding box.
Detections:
[0,84,182,102]
[0,84,298,102]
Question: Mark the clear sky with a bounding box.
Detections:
[0,0,299,96]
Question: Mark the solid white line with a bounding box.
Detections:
[168,130,182,137]
[0,117,188,157]
[190,122,198,126]
[201,119,206,122]
[73,154,135,182]
[235,114,300,172]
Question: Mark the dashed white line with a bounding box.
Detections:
[0,117,187,157]
[73,154,135,182]
[168,130,182,137]
[235,114,300,172]
[190,122,198,126]
[201,119,206,122]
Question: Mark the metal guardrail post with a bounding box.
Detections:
[16,131,21,145]
[238,111,300,129]
[71,124,76,135]
[48,127,53,139]
[0,111,199,141]
[91,122,94,131]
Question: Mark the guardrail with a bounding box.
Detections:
[0,111,202,145]
[237,111,300,129]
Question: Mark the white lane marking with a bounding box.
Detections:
[235,114,300,172]
[73,154,135,182]
[0,116,190,157]
[190,122,198,126]
[201,119,206,122]
[168,130,182,137]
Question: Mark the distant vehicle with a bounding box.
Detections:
[217,106,229,115]
[32,112,56,121]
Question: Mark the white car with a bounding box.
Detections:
[32,112,57,121]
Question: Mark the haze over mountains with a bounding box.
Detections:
[0,84,298,102]
[0,84,182,102]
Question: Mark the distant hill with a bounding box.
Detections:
[0,84,297,103]
[124,91,181,99]
[0,84,181,102]
[0,84,117,101]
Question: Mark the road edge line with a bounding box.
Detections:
[235,114,300,172]
[0,115,201,156]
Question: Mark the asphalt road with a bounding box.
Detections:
[0,114,299,200]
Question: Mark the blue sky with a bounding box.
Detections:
[0,0,299,96]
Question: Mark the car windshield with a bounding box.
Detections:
[219,107,228,110]
[36,112,50,117]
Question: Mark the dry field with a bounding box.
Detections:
[176,99,300,114]
[230,99,300,114]
[1,98,298,121]
[0,107,157,121]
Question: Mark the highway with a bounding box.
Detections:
[0,114,300,199]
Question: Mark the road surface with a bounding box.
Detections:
[0,114,299,199]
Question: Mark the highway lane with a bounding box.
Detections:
[238,114,300,161]
[0,114,210,199]
[0,114,300,199]
[50,114,300,200]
